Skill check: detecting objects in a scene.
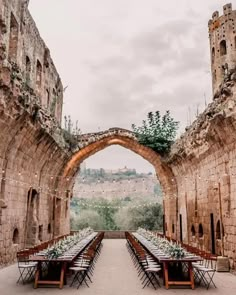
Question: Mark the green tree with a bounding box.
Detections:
[128,203,163,230]
[114,207,132,230]
[132,111,179,155]
[94,199,118,230]
[114,202,163,231]
[71,210,104,230]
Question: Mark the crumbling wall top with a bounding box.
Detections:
[0,0,63,124]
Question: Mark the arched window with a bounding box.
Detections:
[28,188,38,202]
[220,40,227,56]
[212,47,215,63]
[26,56,31,82]
[216,220,221,239]
[13,228,19,244]
[47,223,51,234]
[8,13,19,61]
[199,223,204,238]
[172,223,175,234]
[36,60,42,89]
[191,225,196,236]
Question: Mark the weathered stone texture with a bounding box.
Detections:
[1,0,236,273]
[165,68,236,270]
[0,0,72,266]
[209,3,236,96]
[0,0,63,123]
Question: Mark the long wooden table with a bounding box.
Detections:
[133,233,202,289]
[30,233,97,289]
[159,257,198,289]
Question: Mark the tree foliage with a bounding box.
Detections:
[71,197,163,231]
[114,203,163,231]
[71,210,104,230]
[131,111,179,155]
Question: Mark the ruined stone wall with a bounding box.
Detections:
[0,0,63,123]
[166,75,236,269]
[0,0,72,266]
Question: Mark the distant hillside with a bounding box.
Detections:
[78,167,152,182]
[73,168,162,201]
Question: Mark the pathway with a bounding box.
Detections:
[0,239,236,294]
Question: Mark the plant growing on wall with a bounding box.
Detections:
[62,115,82,150]
[131,111,179,155]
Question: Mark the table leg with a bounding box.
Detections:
[59,262,67,289]
[164,262,169,289]
[34,261,41,289]
[188,262,194,290]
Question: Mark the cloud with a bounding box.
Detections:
[29,0,216,171]
[82,16,211,134]
[130,20,196,66]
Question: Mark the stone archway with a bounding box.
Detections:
[62,128,178,238]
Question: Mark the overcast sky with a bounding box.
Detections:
[29,0,233,173]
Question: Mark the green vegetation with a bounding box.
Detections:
[62,115,81,150]
[70,197,163,231]
[71,168,163,231]
[114,204,163,231]
[131,111,179,155]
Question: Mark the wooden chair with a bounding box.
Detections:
[16,252,37,284]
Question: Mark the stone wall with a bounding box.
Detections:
[166,72,236,269]
[0,0,63,123]
[2,0,236,272]
[0,0,72,266]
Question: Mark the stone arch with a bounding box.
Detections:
[62,129,178,237]
[63,133,176,199]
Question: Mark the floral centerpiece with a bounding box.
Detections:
[137,228,185,258]
[46,227,93,259]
